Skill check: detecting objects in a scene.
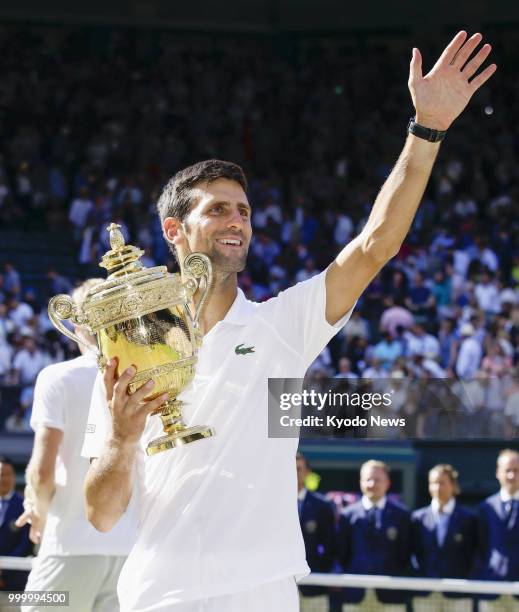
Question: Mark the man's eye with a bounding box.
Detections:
[210,206,223,213]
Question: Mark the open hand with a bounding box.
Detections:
[409,31,497,131]
[15,508,46,545]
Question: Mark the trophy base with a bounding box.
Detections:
[146,425,215,456]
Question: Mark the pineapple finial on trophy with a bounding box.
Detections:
[107,222,126,250]
[100,223,145,276]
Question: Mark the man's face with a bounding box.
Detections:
[296,457,309,491]
[360,465,390,503]
[496,454,519,496]
[0,462,15,497]
[24,337,36,351]
[338,358,350,372]
[167,178,252,274]
[428,470,455,505]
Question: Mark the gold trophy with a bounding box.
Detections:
[48,223,214,455]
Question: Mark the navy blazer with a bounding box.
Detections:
[0,492,31,591]
[337,498,411,604]
[298,491,335,597]
[476,493,519,585]
[411,502,478,597]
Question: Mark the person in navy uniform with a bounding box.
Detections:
[411,463,477,612]
[296,453,336,612]
[337,460,411,612]
[477,449,519,612]
[0,457,31,592]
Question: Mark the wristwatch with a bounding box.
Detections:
[407,117,447,143]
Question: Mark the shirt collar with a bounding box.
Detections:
[500,489,519,503]
[298,488,307,502]
[0,490,14,502]
[221,288,256,326]
[431,497,456,516]
[362,495,386,511]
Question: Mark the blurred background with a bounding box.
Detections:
[0,2,518,604]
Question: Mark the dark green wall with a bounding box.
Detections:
[300,439,519,510]
[0,0,516,32]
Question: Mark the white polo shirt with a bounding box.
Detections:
[31,352,139,557]
[81,269,353,610]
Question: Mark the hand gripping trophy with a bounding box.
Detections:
[48,223,214,455]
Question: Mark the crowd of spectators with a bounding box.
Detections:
[0,24,518,434]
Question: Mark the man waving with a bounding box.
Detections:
[83,32,495,612]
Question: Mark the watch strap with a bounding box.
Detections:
[407,117,447,143]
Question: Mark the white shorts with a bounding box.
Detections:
[156,577,300,612]
[22,554,126,612]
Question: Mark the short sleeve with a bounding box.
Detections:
[81,370,111,459]
[30,366,66,432]
[259,268,355,369]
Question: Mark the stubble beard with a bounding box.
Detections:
[206,243,249,275]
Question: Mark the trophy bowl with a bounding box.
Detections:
[48,223,214,455]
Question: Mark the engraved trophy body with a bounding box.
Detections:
[48,223,214,455]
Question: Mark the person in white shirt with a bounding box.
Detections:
[12,336,48,386]
[83,30,496,612]
[455,323,483,380]
[0,339,13,380]
[7,297,34,329]
[361,357,387,393]
[338,310,370,342]
[453,248,471,279]
[474,271,500,315]
[334,357,358,379]
[16,279,138,612]
[405,323,440,360]
[333,212,354,245]
[68,187,94,231]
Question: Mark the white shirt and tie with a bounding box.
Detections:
[431,497,456,547]
[361,495,387,529]
[500,488,519,528]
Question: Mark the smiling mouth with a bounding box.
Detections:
[216,238,243,247]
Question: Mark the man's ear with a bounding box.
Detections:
[163,217,185,245]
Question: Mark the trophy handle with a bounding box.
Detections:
[183,253,213,326]
[48,294,100,358]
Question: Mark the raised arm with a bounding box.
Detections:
[84,360,167,532]
[325,31,496,324]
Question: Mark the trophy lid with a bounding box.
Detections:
[99,222,145,275]
[77,223,191,331]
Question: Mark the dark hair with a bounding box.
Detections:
[296,452,311,471]
[0,456,14,468]
[156,159,248,226]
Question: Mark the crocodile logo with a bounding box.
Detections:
[235,343,255,355]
